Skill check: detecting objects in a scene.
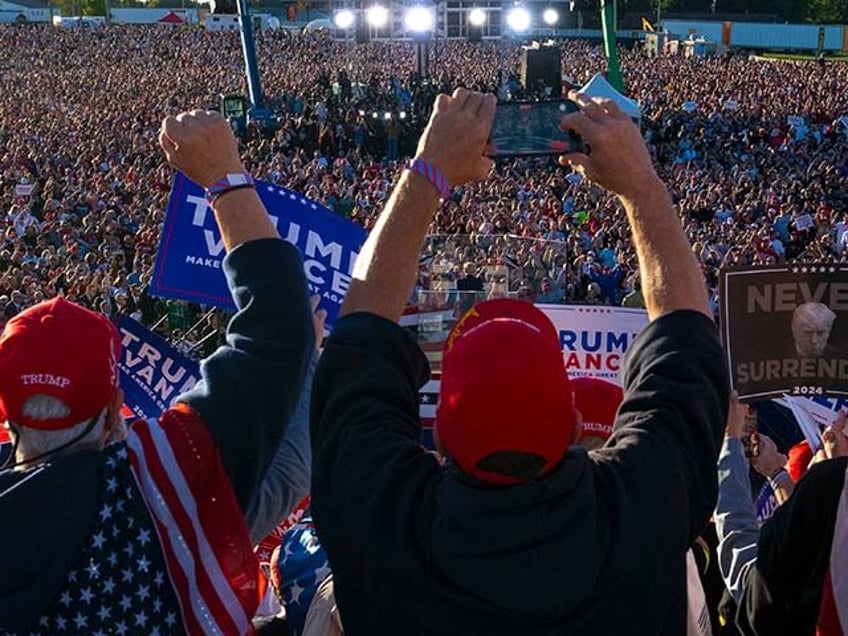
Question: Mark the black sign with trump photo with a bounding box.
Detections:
[720,264,848,400]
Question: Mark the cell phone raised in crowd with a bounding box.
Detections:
[485,99,587,158]
[742,432,760,459]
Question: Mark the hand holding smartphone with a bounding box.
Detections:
[485,99,588,158]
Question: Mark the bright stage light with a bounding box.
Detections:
[506,6,531,33]
[468,7,486,26]
[542,8,558,25]
[404,5,435,33]
[333,9,355,29]
[366,4,389,28]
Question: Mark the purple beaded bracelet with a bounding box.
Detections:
[405,158,452,200]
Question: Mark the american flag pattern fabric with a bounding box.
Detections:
[3,404,259,635]
[0,428,10,467]
[278,509,332,636]
[2,442,183,636]
[419,378,439,450]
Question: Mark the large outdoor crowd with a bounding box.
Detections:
[2,25,847,342]
[0,20,847,636]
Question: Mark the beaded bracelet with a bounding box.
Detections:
[205,173,255,204]
[405,158,452,200]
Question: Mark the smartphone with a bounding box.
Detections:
[485,100,586,158]
[742,432,760,459]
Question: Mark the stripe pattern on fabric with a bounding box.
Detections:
[127,404,259,635]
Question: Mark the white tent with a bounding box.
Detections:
[303,18,333,33]
[578,74,642,127]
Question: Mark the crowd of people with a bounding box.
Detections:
[0,20,847,636]
[2,25,847,344]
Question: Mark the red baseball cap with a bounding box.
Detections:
[571,377,623,446]
[0,298,121,430]
[436,299,574,486]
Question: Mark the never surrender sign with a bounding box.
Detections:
[720,264,848,400]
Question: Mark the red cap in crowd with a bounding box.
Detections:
[571,377,624,447]
[0,298,121,430]
[787,440,814,483]
[436,299,574,486]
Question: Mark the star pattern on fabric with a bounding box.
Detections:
[16,444,183,635]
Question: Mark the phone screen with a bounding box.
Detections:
[485,100,583,158]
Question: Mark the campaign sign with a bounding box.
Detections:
[151,173,367,328]
[416,305,649,447]
[720,264,848,400]
[538,305,650,385]
[112,314,201,420]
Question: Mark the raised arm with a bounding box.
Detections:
[341,89,496,322]
[561,98,728,540]
[561,94,710,321]
[158,111,313,513]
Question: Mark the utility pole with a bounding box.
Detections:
[235,0,273,127]
[599,0,624,93]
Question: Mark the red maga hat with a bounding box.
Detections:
[0,298,121,430]
[436,299,574,486]
[571,377,623,445]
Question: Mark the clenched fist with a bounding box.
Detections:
[415,88,496,187]
[158,110,245,189]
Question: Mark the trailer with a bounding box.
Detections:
[52,15,105,27]
[662,19,848,53]
[110,8,199,25]
[0,0,50,22]
[204,12,279,32]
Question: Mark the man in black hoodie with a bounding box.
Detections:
[310,89,729,634]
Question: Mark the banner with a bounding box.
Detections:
[151,173,367,328]
[755,481,779,525]
[772,394,848,452]
[112,314,201,420]
[539,305,650,385]
[720,264,848,400]
[416,305,649,448]
[794,214,814,231]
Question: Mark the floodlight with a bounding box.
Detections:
[404,5,435,32]
[506,6,531,33]
[372,111,379,119]
[384,111,392,120]
[334,9,355,29]
[542,8,558,25]
[366,4,389,28]
[399,111,407,120]
[468,7,486,26]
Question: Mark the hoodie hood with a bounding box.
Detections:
[432,447,607,622]
[0,449,100,632]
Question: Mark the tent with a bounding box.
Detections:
[303,18,333,33]
[578,74,642,127]
[158,11,186,24]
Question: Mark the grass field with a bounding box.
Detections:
[760,51,848,61]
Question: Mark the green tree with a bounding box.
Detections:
[807,0,848,22]
[80,0,106,15]
[52,0,75,14]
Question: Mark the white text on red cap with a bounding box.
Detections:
[20,373,71,388]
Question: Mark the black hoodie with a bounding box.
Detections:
[311,310,729,635]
